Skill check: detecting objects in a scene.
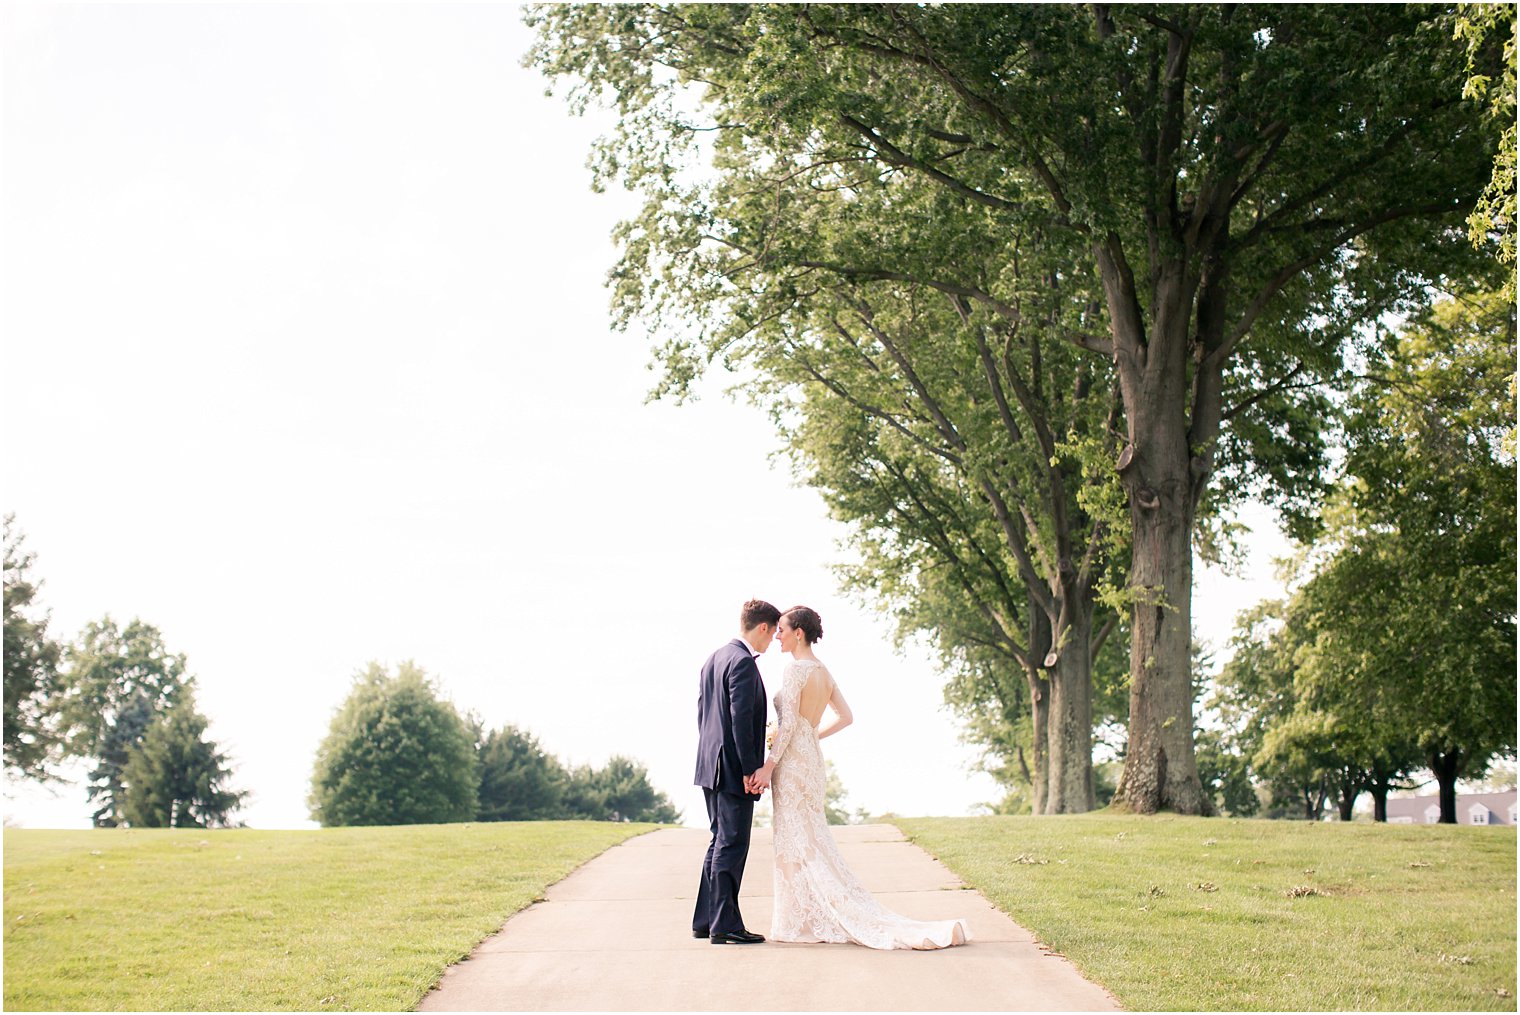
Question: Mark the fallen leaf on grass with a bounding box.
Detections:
[1011,853,1049,865]
[1194,881,1218,892]
[1284,885,1326,898]
[1202,838,1217,846]
[1147,885,1166,898]
[1408,861,1431,868]
[1497,988,1510,998]
[1438,953,1475,965]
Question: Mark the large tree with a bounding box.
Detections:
[476,724,568,821]
[563,756,681,823]
[815,407,1132,813]
[3,515,64,781]
[308,661,478,827]
[774,331,1128,812]
[529,3,1499,812]
[120,693,246,828]
[55,617,192,826]
[1296,288,1516,822]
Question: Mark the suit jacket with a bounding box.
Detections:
[694,638,767,800]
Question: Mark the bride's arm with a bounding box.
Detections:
[763,669,805,772]
[817,680,853,741]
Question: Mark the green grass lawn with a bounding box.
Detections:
[3,820,653,1012]
[896,813,1517,1012]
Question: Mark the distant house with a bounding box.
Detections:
[1384,790,1517,826]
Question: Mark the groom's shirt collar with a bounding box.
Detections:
[731,637,758,659]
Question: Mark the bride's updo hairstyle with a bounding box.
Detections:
[782,606,823,645]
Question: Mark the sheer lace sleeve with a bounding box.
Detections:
[765,665,806,767]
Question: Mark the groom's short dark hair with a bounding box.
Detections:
[740,599,781,632]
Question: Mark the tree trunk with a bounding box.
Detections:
[1333,767,1363,821]
[1371,784,1389,822]
[1104,255,1207,816]
[1044,598,1095,813]
[1110,432,1205,814]
[1026,600,1052,815]
[1369,761,1403,822]
[1429,749,1464,824]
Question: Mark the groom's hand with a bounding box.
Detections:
[750,762,776,793]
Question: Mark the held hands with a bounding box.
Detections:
[744,761,777,795]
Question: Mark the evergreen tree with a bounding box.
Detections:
[120,694,246,827]
[3,515,64,781]
[86,692,155,826]
[308,661,478,827]
[56,617,191,826]
[563,756,680,823]
[476,725,567,821]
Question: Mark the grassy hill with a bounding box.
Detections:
[7,814,1513,1012]
[898,813,1517,1012]
[3,820,653,1011]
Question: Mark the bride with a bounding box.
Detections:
[749,606,971,950]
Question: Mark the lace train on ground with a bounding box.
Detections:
[768,659,970,950]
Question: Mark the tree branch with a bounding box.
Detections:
[838,114,1020,213]
[1207,200,1460,369]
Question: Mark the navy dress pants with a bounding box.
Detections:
[692,787,754,936]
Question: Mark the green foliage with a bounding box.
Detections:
[526,1,1496,524]
[2,822,650,1011]
[1301,288,1517,801]
[1192,726,1260,817]
[55,617,192,826]
[308,661,478,827]
[120,693,246,828]
[1456,3,1517,283]
[562,756,681,824]
[900,814,1517,1011]
[86,693,156,828]
[472,720,680,824]
[2,515,64,781]
[1206,287,1517,820]
[528,4,1503,814]
[476,724,567,821]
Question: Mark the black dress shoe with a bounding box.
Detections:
[710,930,766,944]
[692,930,708,939]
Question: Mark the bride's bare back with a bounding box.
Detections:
[796,661,852,737]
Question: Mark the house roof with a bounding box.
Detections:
[1384,790,1517,823]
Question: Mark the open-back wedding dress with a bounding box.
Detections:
[767,658,971,950]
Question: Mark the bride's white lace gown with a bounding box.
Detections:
[767,658,971,950]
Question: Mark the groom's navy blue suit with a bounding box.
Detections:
[692,637,767,938]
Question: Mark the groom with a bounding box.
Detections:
[691,598,781,944]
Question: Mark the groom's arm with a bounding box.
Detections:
[728,656,765,780]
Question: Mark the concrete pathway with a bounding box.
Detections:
[417,824,1120,1012]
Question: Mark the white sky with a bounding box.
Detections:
[1,4,1294,830]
